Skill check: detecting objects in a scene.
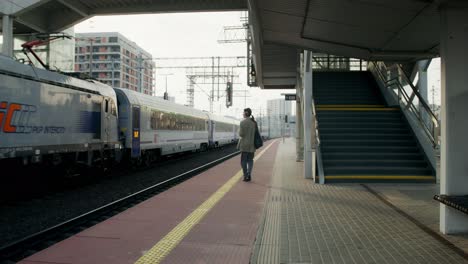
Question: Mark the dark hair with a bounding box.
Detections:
[250,115,256,123]
[243,108,252,117]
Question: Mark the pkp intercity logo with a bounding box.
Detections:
[0,101,65,134]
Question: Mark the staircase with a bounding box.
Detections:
[315,71,435,182]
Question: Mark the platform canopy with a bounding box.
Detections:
[249,0,460,88]
[1,0,463,89]
[0,0,247,34]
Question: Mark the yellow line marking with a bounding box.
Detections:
[134,140,277,264]
[317,104,386,108]
[317,107,399,111]
[325,175,434,180]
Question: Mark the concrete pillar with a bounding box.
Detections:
[2,15,14,57]
[417,60,430,137]
[303,50,313,179]
[296,81,304,161]
[439,7,468,234]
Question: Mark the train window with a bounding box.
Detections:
[148,109,206,131]
[214,122,233,132]
[150,110,158,130]
[110,100,117,116]
[105,99,109,113]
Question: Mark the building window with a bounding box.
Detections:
[109,37,118,43]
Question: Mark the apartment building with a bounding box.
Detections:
[75,32,155,95]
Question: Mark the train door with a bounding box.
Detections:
[102,98,111,142]
[131,106,141,158]
[210,120,215,147]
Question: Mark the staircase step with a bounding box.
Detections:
[315,97,382,102]
[321,133,413,140]
[321,139,416,147]
[321,145,420,153]
[318,116,402,122]
[322,152,425,160]
[318,111,401,117]
[314,89,375,93]
[320,122,406,129]
[315,82,371,86]
[314,91,375,95]
[324,166,433,176]
[320,127,409,134]
[316,104,386,108]
[323,159,428,167]
[317,107,399,111]
[324,175,435,182]
[316,100,384,105]
[316,91,377,95]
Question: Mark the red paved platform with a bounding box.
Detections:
[19,140,279,264]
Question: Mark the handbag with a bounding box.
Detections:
[254,124,263,149]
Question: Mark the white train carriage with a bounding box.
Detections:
[207,114,239,147]
[115,88,210,163]
[0,55,120,165]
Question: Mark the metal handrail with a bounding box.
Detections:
[311,99,324,184]
[370,61,440,147]
[396,64,439,124]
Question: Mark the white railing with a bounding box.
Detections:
[312,99,324,184]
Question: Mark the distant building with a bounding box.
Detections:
[75,32,155,95]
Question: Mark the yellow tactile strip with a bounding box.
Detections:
[134,140,276,264]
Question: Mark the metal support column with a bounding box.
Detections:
[440,6,468,234]
[2,15,14,57]
[303,50,313,179]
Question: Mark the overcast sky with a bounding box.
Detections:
[75,12,293,118]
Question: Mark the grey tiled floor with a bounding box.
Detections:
[252,138,468,264]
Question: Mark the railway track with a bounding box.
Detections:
[0,150,240,263]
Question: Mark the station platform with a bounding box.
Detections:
[19,138,468,264]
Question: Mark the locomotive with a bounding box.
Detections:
[0,55,239,169]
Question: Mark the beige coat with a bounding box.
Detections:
[237,117,256,153]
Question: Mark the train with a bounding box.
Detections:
[0,55,239,169]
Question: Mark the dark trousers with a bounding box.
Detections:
[241,152,255,178]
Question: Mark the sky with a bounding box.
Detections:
[427,58,441,106]
[75,12,293,118]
